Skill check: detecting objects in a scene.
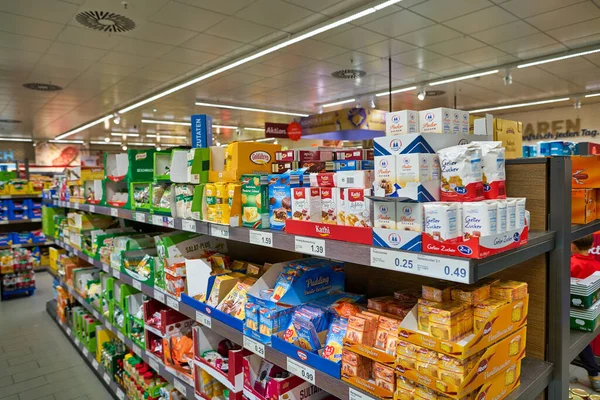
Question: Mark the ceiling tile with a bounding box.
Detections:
[252,77,292,89]
[236,0,313,30]
[495,33,560,54]
[322,27,388,49]
[0,0,79,24]
[127,21,197,46]
[163,47,218,66]
[514,42,568,60]
[38,54,95,71]
[87,63,138,78]
[426,37,487,56]
[175,0,255,14]
[414,56,470,72]
[393,48,442,65]
[563,33,600,49]
[325,51,379,67]
[150,1,225,32]
[409,0,492,22]
[205,17,275,43]
[0,31,53,53]
[526,2,600,31]
[240,63,290,78]
[0,49,43,64]
[471,20,539,45]
[500,0,586,19]
[300,61,347,77]
[0,11,63,39]
[134,69,179,82]
[283,0,345,12]
[220,71,265,85]
[547,17,600,43]
[148,60,197,75]
[181,33,246,55]
[362,10,435,37]
[390,64,429,79]
[358,39,417,58]
[263,54,316,69]
[46,42,109,61]
[56,26,124,50]
[435,64,477,77]
[397,25,462,47]
[453,46,507,64]
[283,40,348,61]
[111,37,173,58]
[444,6,517,34]
[471,54,518,68]
[100,51,154,68]
[538,57,597,75]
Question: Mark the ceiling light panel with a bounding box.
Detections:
[469,97,570,113]
[196,102,308,117]
[429,70,499,86]
[322,98,356,108]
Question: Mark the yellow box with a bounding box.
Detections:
[8,181,29,195]
[573,155,600,188]
[205,183,217,222]
[28,181,44,194]
[215,182,230,224]
[474,298,507,319]
[572,188,597,224]
[81,167,104,181]
[0,182,9,195]
[209,142,281,182]
[49,247,66,271]
[490,280,528,302]
[422,282,454,303]
[206,275,238,307]
[428,301,468,325]
[493,118,522,159]
[451,282,491,305]
[228,182,242,227]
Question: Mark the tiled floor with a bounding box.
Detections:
[0,272,112,400]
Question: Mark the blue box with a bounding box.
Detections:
[31,231,46,243]
[271,332,341,378]
[181,293,244,332]
[191,114,212,148]
[268,171,302,231]
[333,160,374,171]
[11,232,31,245]
[8,210,27,220]
[0,234,10,246]
[28,208,41,219]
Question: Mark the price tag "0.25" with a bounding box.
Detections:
[243,336,265,357]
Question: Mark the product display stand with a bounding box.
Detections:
[46,298,124,400]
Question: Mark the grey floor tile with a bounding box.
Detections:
[0,375,13,388]
[0,377,47,399]
[6,354,38,368]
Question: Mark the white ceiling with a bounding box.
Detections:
[1,0,600,144]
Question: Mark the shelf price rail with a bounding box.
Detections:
[51,239,552,400]
[49,268,196,399]
[48,200,555,285]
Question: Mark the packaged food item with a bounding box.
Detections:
[227,182,242,226]
[374,201,396,229]
[214,182,230,224]
[321,187,338,225]
[323,317,347,362]
[505,198,517,230]
[462,201,497,239]
[397,202,424,232]
[374,362,395,391]
[269,171,302,231]
[474,298,507,331]
[291,187,321,222]
[205,183,217,222]
[344,188,372,227]
[451,282,491,305]
[438,144,484,202]
[496,199,507,233]
[386,110,419,135]
[346,313,377,346]
[337,170,374,189]
[475,141,506,199]
[423,202,459,241]
[374,156,397,197]
[206,275,238,307]
[396,154,438,187]
[420,108,452,134]
[271,161,299,174]
[335,188,345,226]
[512,197,527,229]
[241,174,269,229]
[173,184,194,219]
[342,348,371,379]
[334,149,373,161]
[375,315,401,354]
[310,172,336,188]
[422,282,454,303]
[217,278,256,319]
[417,298,441,333]
[490,280,528,301]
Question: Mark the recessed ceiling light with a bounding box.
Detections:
[49,140,85,144]
[141,119,188,126]
[91,141,122,145]
[55,116,112,140]
[429,70,499,86]
[0,138,33,142]
[146,134,187,139]
[518,48,600,69]
[244,127,265,132]
[196,102,308,117]
[111,132,139,137]
[213,125,238,129]
[322,98,356,108]
[469,97,570,113]
[255,138,276,142]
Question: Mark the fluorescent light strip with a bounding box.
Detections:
[213,125,238,129]
[111,132,140,137]
[49,140,85,144]
[244,127,264,132]
[323,98,356,108]
[255,138,276,142]
[141,119,188,126]
[375,86,417,97]
[196,102,308,117]
[117,2,403,115]
[146,134,187,139]
[518,48,600,69]
[0,138,32,142]
[469,97,570,113]
[429,70,499,86]
[91,141,122,145]
[585,93,600,98]
[55,116,112,140]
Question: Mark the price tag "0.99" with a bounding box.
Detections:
[287,357,315,384]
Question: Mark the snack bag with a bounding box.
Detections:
[323,318,347,362]
[438,144,484,202]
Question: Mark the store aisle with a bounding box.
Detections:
[0,272,111,400]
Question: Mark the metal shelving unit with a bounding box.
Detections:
[49,271,196,399]
[46,299,122,400]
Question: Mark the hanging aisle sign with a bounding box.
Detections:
[265,122,289,139]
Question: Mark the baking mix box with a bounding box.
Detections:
[209,142,281,182]
[572,188,597,224]
[374,133,491,157]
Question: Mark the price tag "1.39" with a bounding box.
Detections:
[294,236,325,257]
[287,357,315,384]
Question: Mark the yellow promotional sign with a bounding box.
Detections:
[300,107,386,135]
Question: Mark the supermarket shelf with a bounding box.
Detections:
[0,240,53,250]
[52,269,196,399]
[0,218,42,225]
[569,325,600,360]
[0,194,42,199]
[571,220,600,241]
[51,200,554,284]
[46,299,122,400]
[53,238,549,400]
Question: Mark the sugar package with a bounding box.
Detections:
[462,201,497,239]
[438,144,484,202]
[506,198,517,230]
[474,141,506,199]
[374,156,397,197]
[423,202,459,241]
[374,201,396,229]
[397,202,424,232]
[495,200,507,233]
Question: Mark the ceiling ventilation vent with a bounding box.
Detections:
[425,90,446,97]
[22,83,62,92]
[331,69,367,79]
[75,11,135,33]
[0,119,21,124]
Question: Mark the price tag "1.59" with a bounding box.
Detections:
[249,230,273,247]
[287,357,315,384]
[294,236,325,257]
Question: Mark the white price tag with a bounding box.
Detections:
[196,311,211,328]
[83,347,89,357]
[103,372,110,384]
[93,310,100,320]
[117,332,125,341]
[74,202,80,209]
[132,280,141,290]
[148,356,160,372]
[135,212,146,223]
[133,345,143,357]
[113,270,120,279]
[66,327,72,336]
[86,256,94,264]
[294,236,325,257]
[166,296,179,311]
[287,357,315,384]
[151,215,163,226]
[92,359,99,370]
[182,220,196,232]
[117,389,125,400]
[249,230,273,247]
[154,289,165,304]
[349,388,377,400]
[89,205,96,213]
[74,337,80,346]
[243,336,265,357]
[174,379,187,394]
[370,248,417,272]
[111,208,119,217]
[210,224,230,239]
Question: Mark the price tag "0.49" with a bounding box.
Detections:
[287,357,315,384]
